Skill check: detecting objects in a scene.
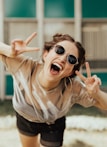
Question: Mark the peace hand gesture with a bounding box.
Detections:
[10,32,39,57]
[75,62,101,95]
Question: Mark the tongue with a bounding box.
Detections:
[50,69,59,75]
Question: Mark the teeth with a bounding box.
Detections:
[53,63,62,70]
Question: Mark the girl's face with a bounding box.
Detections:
[43,40,79,81]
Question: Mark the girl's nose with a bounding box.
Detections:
[59,54,67,63]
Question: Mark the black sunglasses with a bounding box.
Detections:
[55,45,78,65]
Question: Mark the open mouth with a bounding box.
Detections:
[50,63,62,75]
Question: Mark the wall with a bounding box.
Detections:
[2,0,107,98]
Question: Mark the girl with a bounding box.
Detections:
[0,32,107,147]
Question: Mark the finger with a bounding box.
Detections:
[90,80,100,93]
[85,62,91,77]
[26,47,40,51]
[98,78,102,85]
[11,41,15,52]
[25,32,37,45]
[93,75,102,85]
[75,70,86,82]
[89,76,101,92]
[11,39,23,42]
[17,47,40,55]
[11,40,24,51]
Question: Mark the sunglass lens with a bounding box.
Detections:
[68,55,77,64]
[55,46,65,54]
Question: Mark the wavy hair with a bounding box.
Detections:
[43,33,86,78]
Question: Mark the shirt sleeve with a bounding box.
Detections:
[72,79,96,107]
[1,55,34,74]
[77,87,96,107]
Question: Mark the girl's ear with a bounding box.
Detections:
[42,50,48,61]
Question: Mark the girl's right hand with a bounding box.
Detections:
[10,32,40,57]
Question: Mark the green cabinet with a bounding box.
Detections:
[5,75,13,95]
[4,0,36,17]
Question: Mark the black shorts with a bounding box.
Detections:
[16,112,66,147]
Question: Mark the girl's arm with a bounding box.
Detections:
[0,32,39,59]
[93,90,107,110]
[76,62,107,110]
[0,42,11,58]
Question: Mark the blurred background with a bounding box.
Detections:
[0,1,107,146]
[0,0,107,100]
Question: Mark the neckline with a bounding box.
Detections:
[36,74,62,94]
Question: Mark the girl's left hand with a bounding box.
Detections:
[75,62,101,95]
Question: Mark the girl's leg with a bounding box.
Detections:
[16,112,41,147]
[19,132,40,147]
